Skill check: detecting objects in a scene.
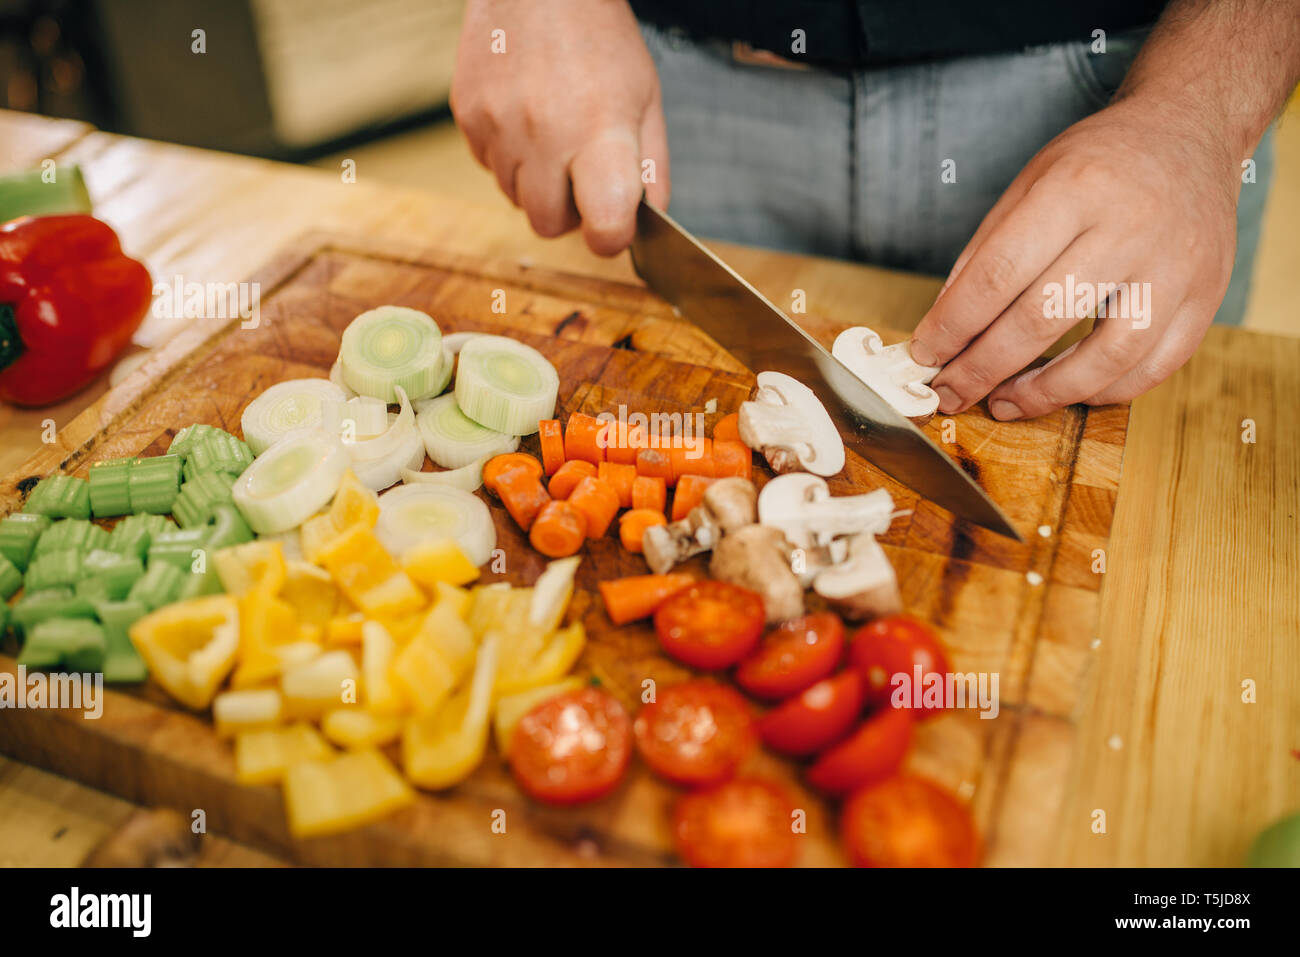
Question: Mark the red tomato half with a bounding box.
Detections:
[756,670,864,756]
[734,612,844,700]
[842,774,981,867]
[654,580,765,669]
[848,616,952,716]
[634,680,756,787]
[673,777,799,868]
[805,705,913,796]
[509,687,632,805]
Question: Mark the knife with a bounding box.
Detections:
[630,200,1023,542]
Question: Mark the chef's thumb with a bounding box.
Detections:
[570,128,643,257]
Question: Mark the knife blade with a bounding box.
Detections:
[630,200,1023,542]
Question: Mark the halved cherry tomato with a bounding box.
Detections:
[805,705,913,795]
[756,670,864,756]
[654,580,764,669]
[634,680,756,787]
[673,777,798,868]
[509,687,631,805]
[842,774,981,867]
[848,615,952,717]
[734,612,845,700]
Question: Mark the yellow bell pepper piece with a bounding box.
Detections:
[402,537,481,589]
[391,602,476,715]
[213,688,282,737]
[329,470,380,530]
[281,649,361,720]
[281,560,338,630]
[466,582,514,639]
[129,595,240,710]
[403,633,499,790]
[316,524,426,619]
[433,581,472,620]
[492,676,585,757]
[235,722,332,786]
[325,612,366,646]
[299,513,339,564]
[231,588,299,689]
[282,748,413,839]
[321,708,403,749]
[494,621,587,696]
[213,541,287,598]
[361,621,405,715]
[529,556,581,634]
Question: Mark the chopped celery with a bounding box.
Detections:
[127,454,182,514]
[172,471,235,528]
[19,618,105,672]
[206,504,253,551]
[0,553,21,600]
[24,548,83,592]
[75,577,112,603]
[32,518,109,558]
[94,599,148,683]
[186,431,254,475]
[127,562,185,610]
[22,475,91,519]
[107,513,174,559]
[146,526,208,571]
[88,457,136,517]
[11,588,97,634]
[0,512,51,570]
[168,424,231,460]
[80,549,145,600]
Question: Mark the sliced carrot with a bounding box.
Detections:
[529,500,587,557]
[493,470,551,532]
[671,474,716,522]
[538,419,565,476]
[606,422,648,466]
[597,461,637,509]
[671,436,713,482]
[564,412,608,465]
[631,475,667,513]
[598,573,697,626]
[713,412,742,444]
[548,459,597,499]
[636,447,675,486]
[484,453,544,493]
[711,440,752,481]
[618,509,668,554]
[568,476,620,539]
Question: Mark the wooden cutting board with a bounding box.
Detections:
[0,232,1127,866]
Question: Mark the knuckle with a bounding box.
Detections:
[970,248,1020,298]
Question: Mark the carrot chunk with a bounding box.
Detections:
[671,474,716,522]
[548,459,597,499]
[636,447,675,486]
[597,461,638,509]
[618,508,668,554]
[671,436,713,482]
[598,573,697,626]
[713,412,742,444]
[529,500,587,557]
[564,412,608,465]
[631,475,667,513]
[538,419,565,476]
[568,476,620,539]
[484,453,544,491]
[710,440,752,480]
[606,422,648,466]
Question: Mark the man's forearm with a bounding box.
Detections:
[1117,0,1300,159]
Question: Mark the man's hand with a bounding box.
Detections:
[911,0,1300,420]
[451,0,669,256]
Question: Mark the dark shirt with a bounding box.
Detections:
[629,0,1168,67]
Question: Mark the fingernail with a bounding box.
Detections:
[934,385,960,413]
[989,399,1022,421]
[909,339,938,367]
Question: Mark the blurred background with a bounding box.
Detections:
[0,0,1296,333]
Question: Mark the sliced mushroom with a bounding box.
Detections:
[710,524,805,624]
[758,472,896,551]
[738,371,845,477]
[832,327,943,423]
[700,477,757,533]
[812,532,902,621]
[641,478,758,575]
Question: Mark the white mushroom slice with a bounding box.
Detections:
[832,327,943,423]
[738,371,845,477]
[710,524,805,624]
[757,472,896,550]
[700,477,757,533]
[641,478,758,575]
[812,533,902,621]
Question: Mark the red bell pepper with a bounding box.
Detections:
[0,215,152,406]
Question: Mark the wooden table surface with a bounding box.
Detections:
[0,109,1295,867]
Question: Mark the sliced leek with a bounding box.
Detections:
[322,395,389,441]
[342,386,425,491]
[375,485,495,567]
[441,331,484,355]
[454,335,558,435]
[328,360,357,399]
[232,430,349,534]
[416,394,519,469]
[399,455,494,493]
[339,306,445,402]
[241,378,348,455]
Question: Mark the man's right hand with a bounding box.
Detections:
[451,0,670,256]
